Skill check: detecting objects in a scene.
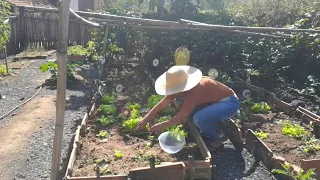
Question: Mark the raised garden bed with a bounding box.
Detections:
[65,63,212,180]
[227,80,320,179]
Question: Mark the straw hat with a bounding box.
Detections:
[155,66,202,95]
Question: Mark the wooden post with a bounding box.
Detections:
[18,6,26,51]
[50,0,71,180]
[4,48,9,74]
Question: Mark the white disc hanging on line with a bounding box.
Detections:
[242,89,251,99]
[99,57,106,64]
[208,68,219,79]
[153,59,159,67]
[116,84,123,93]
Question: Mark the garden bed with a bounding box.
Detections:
[65,61,212,180]
[227,80,320,179]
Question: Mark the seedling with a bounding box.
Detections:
[282,120,309,139]
[250,102,271,113]
[96,130,108,139]
[272,163,316,180]
[98,115,115,126]
[157,116,188,138]
[99,165,112,175]
[94,156,111,165]
[114,150,123,159]
[241,99,255,106]
[98,105,116,115]
[254,129,269,139]
[301,137,320,154]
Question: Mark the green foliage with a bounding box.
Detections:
[254,129,269,139]
[122,117,143,132]
[0,0,12,49]
[148,95,173,114]
[301,137,320,154]
[114,150,123,159]
[40,61,79,82]
[272,163,316,180]
[96,130,108,139]
[98,104,117,115]
[98,115,115,126]
[241,99,255,106]
[0,64,11,75]
[250,102,271,113]
[127,102,141,119]
[68,44,88,56]
[101,93,116,105]
[282,120,309,139]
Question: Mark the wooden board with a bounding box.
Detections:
[128,162,185,180]
[67,175,128,180]
[186,120,211,161]
[245,130,274,168]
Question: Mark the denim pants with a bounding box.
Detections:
[176,94,240,141]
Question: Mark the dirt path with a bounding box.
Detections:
[0,95,56,179]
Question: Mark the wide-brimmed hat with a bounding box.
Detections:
[155,65,202,96]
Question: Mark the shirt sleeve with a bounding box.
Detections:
[178,95,197,118]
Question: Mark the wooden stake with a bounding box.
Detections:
[4,48,9,74]
[50,0,71,180]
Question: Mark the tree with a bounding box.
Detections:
[0,0,12,49]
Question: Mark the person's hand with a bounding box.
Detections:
[136,118,148,131]
[150,123,164,133]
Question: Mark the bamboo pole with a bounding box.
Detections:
[19,5,320,33]
[50,0,71,180]
[97,21,292,39]
[180,19,320,33]
[179,19,293,39]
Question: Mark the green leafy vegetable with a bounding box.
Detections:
[98,104,117,115]
[101,94,116,105]
[122,117,143,132]
[114,150,123,159]
[282,120,309,139]
[250,102,271,113]
[0,64,11,75]
[254,130,269,139]
[96,130,108,138]
[98,115,115,126]
[301,137,320,154]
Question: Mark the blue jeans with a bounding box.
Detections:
[176,94,240,141]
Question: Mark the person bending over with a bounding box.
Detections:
[136,65,240,151]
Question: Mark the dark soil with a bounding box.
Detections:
[241,110,320,166]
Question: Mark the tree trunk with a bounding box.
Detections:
[149,0,155,12]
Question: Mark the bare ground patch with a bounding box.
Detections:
[0,95,56,179]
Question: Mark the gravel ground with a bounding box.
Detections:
[212,140,280,180]
[0,54,99,180]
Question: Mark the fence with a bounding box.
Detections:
[6,6,94,55]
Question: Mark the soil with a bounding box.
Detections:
[240,109,320,166]
[73,124,202,176]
